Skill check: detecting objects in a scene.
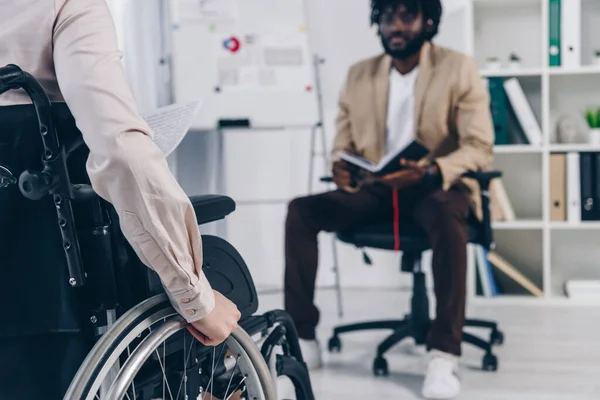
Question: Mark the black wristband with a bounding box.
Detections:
[423,163,442,188]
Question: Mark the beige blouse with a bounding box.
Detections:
[0,0,215,322]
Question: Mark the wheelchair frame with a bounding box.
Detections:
[0,64,315,400]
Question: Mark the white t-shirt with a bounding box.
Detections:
[385,66,419,155]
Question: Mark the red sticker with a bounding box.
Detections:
[223,36,241,53]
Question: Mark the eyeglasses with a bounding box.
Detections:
[379,8,419,27]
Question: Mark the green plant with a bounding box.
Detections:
[595,50,600,57]
[509,52,521,62]
[585,108,600,128]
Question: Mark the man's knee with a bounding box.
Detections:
[415,190,468,230]
[286,196,315,231]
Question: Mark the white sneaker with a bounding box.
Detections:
[421,350,461,399]
[298,338,323,370]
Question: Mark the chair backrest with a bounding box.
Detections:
[0,83,156,337]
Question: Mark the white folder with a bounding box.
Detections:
[561,0,581,68]
[503,78,542,146]
[566,152,581,223]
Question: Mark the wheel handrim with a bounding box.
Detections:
[64,295,276,400]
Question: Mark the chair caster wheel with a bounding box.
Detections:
[490,329,504,346]
[373,357,389,377]
[328,336,341,353]
[482,353,498,371]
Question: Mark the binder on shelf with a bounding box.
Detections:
[566,152,581,222]
[560,0,581,68]
[503,78,542,146]
[594,153,600,220]
[487,77,509,145]
[548,0,561,67]
[579,152,595,221]
[550,153,567,221]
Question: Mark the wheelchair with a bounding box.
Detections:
[0,65,314,400]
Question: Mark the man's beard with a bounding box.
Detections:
[380,32,426,60]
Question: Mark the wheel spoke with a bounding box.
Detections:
[223,355,240,399]
[154,346,175,400]
[175,332,196,400]
[225,375,247,400]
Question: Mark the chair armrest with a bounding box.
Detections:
[462,170,503,250]
[462,170,502,190]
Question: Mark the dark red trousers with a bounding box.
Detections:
[284,183,470,356]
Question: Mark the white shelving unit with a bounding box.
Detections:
[457,0,600,304]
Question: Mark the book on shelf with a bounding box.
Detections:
[564,279,600,300]
[560,0,581,68]
[482,77,542,146]
[475,250,544,297]
[503,78,543,146]
[548,0,561,67]
[486,77,509,145]
[550,151,600,222]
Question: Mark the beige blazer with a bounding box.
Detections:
[0,0,214,322]
[332,41,496,221]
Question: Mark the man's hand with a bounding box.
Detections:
[379,159,430,189]
[187,290,241,346]
[332,160,357,190]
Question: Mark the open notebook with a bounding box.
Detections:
[335,140,429,176]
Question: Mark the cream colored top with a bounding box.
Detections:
[0,0,215,322]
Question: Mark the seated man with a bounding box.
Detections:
[284,0,494,398]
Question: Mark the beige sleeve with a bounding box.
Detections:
[434,56,494,190]
[52,0,215,322]
[331,68,357,161]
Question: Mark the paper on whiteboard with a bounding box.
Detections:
[142,100,203,156]
[215,29,312,91]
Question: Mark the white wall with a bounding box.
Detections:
[174,0,471,292]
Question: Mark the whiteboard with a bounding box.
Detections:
[170,0,320,130]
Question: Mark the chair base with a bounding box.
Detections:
[328,316,503,376]
[327,273,504,377]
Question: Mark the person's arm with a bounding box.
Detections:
[52,0,214,323]
[331,69,357,160]
[433,57,494,190]
[330,68,364,191]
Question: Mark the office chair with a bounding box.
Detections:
[323,171,504,376]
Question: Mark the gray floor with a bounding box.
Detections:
[257,288,600,400]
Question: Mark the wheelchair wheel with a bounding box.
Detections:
[64,294,276,400]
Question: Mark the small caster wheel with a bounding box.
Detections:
[490,329,504,346]
[482,353,498,371]
[328,336,341,353]
[373,357,389,377]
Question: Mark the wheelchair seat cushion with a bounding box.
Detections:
[336,221,482,253]
[189,195,236,225]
